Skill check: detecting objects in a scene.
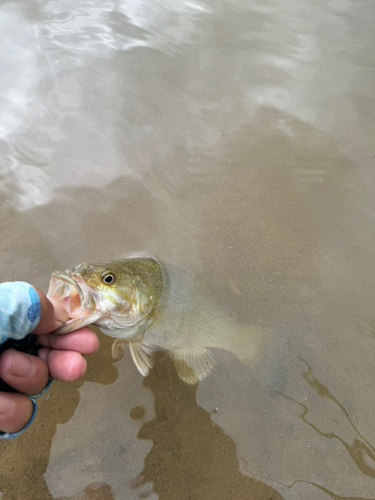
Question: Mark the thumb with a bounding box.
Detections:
[31,287,69,334]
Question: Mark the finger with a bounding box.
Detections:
[40,349,87,382]
[0,349,49,395]
[36,328,99,355]
[0,392,33,434]
[37,347,51,364]
[31,287,69,334]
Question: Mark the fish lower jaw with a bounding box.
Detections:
[54,317,86,334]
[53,309,103,334]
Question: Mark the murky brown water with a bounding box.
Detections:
[1,0,375,498]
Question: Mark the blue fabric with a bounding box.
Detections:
[0,282,51,440]
[0,282,41,344]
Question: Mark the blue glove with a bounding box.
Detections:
[0,282,41,344]
[0,282,52,439]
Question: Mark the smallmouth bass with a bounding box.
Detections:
[47,256,266,384]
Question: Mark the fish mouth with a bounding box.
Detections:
[47,272,98,334]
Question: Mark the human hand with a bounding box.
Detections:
[0,286,99,435]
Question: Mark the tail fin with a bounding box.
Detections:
[228,324,269,364]
[229,324,287,396]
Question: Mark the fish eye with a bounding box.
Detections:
[102,272,116,284]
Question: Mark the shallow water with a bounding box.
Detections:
[1,0,375,498]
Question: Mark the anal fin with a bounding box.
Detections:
[170,348,214,384]
[129,341,156,377]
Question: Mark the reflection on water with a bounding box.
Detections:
[1,0,375,498]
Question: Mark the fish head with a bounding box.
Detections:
[47,258,162,336]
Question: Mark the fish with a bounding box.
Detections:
[47,256,267,384]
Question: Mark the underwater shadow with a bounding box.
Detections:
[131,352,285,500]
[58,482,116,500]
[0,330,118,500]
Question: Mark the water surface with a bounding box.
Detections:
[1,0,375,498]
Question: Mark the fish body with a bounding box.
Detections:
[48,257,266,383]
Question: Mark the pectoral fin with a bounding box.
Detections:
[170,348,214,384]
[112,339,127,360]
[129,341,156,376]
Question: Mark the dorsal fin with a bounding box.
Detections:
[170,348,214,384]
[129,341,156,376]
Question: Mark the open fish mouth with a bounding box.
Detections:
[47,272,98,334]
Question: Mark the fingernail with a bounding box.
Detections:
[11,352,34,378]
[0,394,14,415]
